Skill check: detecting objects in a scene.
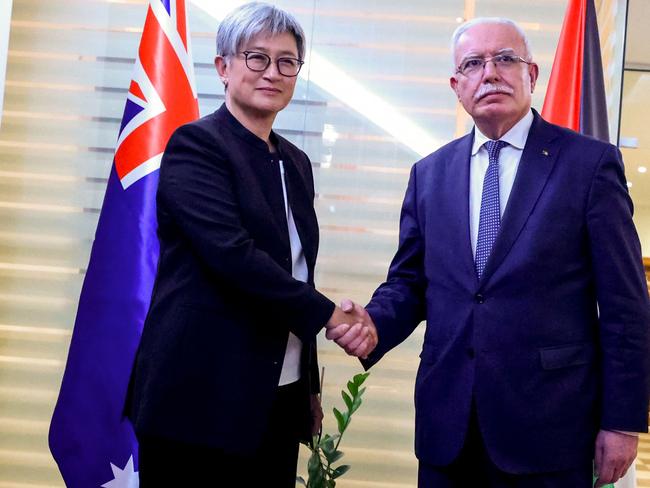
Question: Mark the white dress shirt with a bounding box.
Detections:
[277,160,308,386]
[469,110,533,256]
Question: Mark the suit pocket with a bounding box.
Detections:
[539,343,593,370]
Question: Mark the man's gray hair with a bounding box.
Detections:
[216,2,306,60]
[451,17,533,66]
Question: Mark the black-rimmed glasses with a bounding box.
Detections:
[456,54,533,77]
[241,51,304,77]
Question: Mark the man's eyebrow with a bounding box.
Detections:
[459,51,483,61]
[460,47,517,61]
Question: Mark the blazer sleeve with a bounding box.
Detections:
[363,164,428,368]
[586,144,650,432]
[157,122,335,343]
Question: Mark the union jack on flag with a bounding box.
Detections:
[117,0,199,188]
[49,1,198,486]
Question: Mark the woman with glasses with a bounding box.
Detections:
[126,2,363,485]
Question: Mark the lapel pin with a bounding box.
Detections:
[542,149,549,156]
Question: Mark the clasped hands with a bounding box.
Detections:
[325,299,377,359]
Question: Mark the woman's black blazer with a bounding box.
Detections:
[126,104,335,454]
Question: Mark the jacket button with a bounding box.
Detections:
[467,347,475,359]
[474,293,484,304]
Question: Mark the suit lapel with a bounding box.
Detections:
[479,113,561,285]
[446,133,478,284]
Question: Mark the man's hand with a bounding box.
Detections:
[594,429,638,487]
[325,299,378,359]
[310,394,324,435]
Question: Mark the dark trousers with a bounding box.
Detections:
[418,407,593,488]
[138,380,303,487]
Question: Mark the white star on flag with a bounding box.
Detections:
[101,455,139,488]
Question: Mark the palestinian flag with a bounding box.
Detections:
[541,0,610,142]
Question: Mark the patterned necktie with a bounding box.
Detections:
[475,140,507,279]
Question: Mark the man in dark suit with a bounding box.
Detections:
[331,16,650,488]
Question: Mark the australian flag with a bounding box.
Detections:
[48,1,198,486]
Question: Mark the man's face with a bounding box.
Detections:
[449,23,539,134]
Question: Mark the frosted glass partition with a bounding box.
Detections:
[0,0,12,127]
[0,1,584,486]
[596,0,627,143]
[621,0,650,260]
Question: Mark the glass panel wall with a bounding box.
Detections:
[619,0,650,484]
[621,0,650,261]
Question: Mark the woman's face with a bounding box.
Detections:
[217,31,300,122]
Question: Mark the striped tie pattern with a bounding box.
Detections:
[475,140,507,279]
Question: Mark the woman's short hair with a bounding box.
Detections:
[216,2,306,60]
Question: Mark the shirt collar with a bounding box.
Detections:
[471,109,534,155]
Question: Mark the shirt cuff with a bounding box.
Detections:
[609,429,640,437]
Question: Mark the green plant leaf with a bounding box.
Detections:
[332,464,351,479]
[296,476,307,486]
[322,436,335,456]
[316,433,330,450]
[321,433,340,448]
[347,380,358,397]
[351,387,366,413]
[333,407,348,434]
[325,449,344,464]
[353,372,369,386]
[351,397,362,412]
[308,451,321,477]
[311,466,325,488]
[341,390,353,411]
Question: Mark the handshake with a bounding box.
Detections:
[324,299,378,359]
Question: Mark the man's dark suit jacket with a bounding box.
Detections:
[127,104,335,454]
[364,110,650,474]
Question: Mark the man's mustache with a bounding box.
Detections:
[474,83,514,101]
